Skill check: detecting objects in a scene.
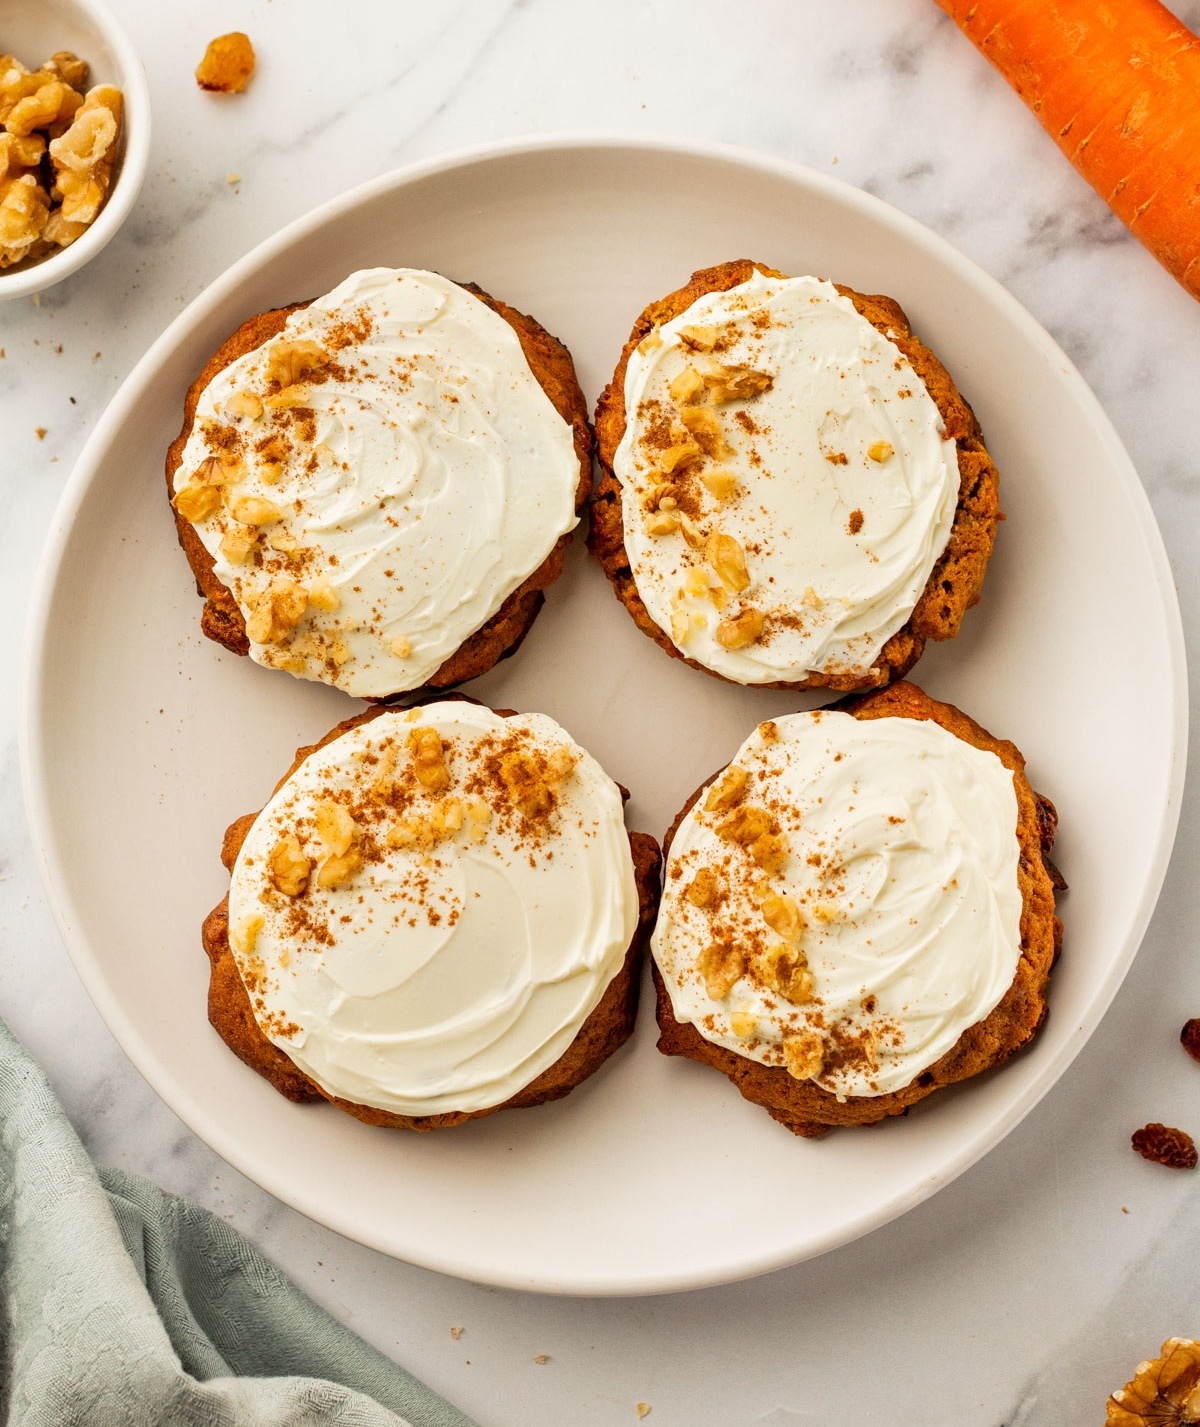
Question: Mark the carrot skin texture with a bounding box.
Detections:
[934,0,1200,300]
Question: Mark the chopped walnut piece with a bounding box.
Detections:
[697,940,745,1000]
[729,1011,758,1038]
[388,635,412,659]
[1181,1019,1200,1063]
[760,893,804,941]
[716,804,771,845]
[1131,1123,1198,1170]
[268,834,311,897]
[195,32,256,93]
[677,512,705,550]
[264,384,315,410]
[683,567,710,598]
[465,797,492,842]
[680,406,733,459]
[642,482,678,511]
[758,720,779,742]
[47,85,121,224]
[669,610,691,646]
[867,440,894,462]
[756,943,814,1004]
[0,174,50,267]
[266,339,329,389]
[636,330,663,356]
[430,797,464,839]
[783,1030,824,1080]
[314,800,357,856]
[810,901,843,924]
[227,491,282,526]
[245,580,308,644]
[44,52,89,90]
[704,766,749,813]
[0,62,50,124]
[0,130,45,179]
[225,389,264,421]
[7,80,81,140]
[368,742,399,794]
[544,746,579,787]
[667,366,706,406]
[801,585,823,608]
[705,531,750,593]
[644,508,681,537]
[700,469,740,502]
[172,474,223,523]
[229,913,264,956]
[386,818,432,853]
[219,526,257,564]
[685,867,720,909]
[715,607,765,649]
[408,727,450,793]
[659,438,704,474]
[268,531,304,561]
[677,324,718,351]
[498,749,553,819]
[1107,1338,1200,1426]
[703,364,774,404]
[316,847,363,890]
[751,833,789,874]
[306,578,340,612]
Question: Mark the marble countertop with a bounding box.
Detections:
[4,1,1200,1422]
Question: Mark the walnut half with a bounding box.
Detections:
[1107,1338,1200,1426]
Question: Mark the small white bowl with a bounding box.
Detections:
[0,0,150,301]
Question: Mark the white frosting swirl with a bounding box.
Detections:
[227,703,639,1117]
[652,710,1022,1099]
[614,271,960,684]
[175,268,580,698]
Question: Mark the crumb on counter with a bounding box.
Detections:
[1131,1122,1198,1169]
[195,33,256,94]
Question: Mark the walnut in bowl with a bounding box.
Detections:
[0,0,150,301]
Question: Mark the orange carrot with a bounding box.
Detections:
[934,0,1200,300]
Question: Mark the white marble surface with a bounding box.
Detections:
[4,1,1200,1422]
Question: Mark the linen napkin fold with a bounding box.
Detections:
[0,1016,480,1427]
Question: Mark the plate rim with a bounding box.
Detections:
[19,132,1190,1295]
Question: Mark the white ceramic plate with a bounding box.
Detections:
[22,137,1186,1296]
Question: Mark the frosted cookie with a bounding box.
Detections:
[590,260,1000,690]
[167,268,591,699]
[650,681,1062,1135]
[203,700,661,1130]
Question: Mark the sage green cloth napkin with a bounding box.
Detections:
[0,1017,480,1427]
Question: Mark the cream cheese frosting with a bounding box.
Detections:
[226,703,639,1118]
[613,270,961,685]
[651,710,1022,1099]
[173,268,581,698]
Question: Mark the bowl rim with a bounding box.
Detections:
[0,0,152,301]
